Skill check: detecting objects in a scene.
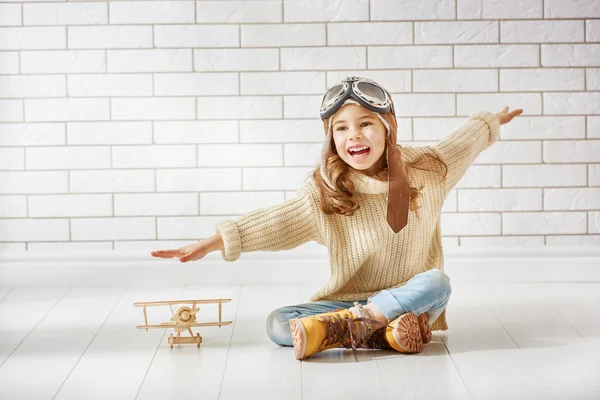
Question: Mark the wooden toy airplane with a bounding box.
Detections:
[133,298,233,348]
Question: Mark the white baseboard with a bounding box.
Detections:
[1,247,599,286]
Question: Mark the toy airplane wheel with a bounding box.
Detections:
[196,333,202,347]
[169,333,174,349]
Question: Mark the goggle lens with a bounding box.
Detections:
[323,83,344,103]
[356,81,386,102]
[320,78,393,119]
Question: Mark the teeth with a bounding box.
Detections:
[349,146,369,153]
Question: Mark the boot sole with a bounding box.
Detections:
[289,318,307,360]
[391,313,423,353]
[417,312,432,344]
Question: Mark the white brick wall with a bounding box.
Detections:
[1,0,599,252]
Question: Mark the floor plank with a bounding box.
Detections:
[554,303,600,352]
[376,334,472,400]
[0,283,597,399]
[441,305,555,400]
[0,288,12,301]
[0,288,67,367]
[301,347,386,400]
[505,323,600,399]
[218,285,302,400]
[0,287,124,399]
[54,286,184,400]
[135,285,241,400]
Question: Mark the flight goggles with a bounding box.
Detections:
[319,77,394,120]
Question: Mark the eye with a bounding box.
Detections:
[361,122,371,127]
[336,126,346,131]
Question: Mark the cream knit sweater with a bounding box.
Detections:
[216,110,501,331]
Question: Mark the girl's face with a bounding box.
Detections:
[331,104,387,176]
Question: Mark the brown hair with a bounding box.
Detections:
[312,139,448,216]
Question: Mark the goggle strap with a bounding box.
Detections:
[378,114,391,137]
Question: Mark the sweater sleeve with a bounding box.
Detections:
[433,110,501,194]
[214,182,320,262]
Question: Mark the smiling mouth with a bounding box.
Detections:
[348,146,371,160]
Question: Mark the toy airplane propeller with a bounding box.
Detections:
[134,298,233,348]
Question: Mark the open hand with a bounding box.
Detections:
[496,106,523,125]
[151,242,210,263]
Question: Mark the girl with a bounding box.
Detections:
[151,76,523,361]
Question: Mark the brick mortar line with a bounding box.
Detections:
[3,43,600,51]
[3,17,598,27]
[3,91,599,99]
[0,185,597,193]
[2,67,597,74]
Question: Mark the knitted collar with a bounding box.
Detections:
[348,169,388,195]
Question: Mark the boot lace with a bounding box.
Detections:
[355,326,394,351]
[317,310,388,362]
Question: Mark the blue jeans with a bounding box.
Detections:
[266,269,452,346]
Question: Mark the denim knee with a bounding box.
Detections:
[423,269,452,299]
[266,307,294,347]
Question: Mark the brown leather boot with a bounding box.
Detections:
[289,308,386,361]
[352,312,432,353]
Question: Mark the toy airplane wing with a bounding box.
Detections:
[133,298,233,331]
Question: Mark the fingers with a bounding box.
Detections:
[498,106,523,119]
[502,106,523,115]
[151,248,195,262]
[508,109,523,121]
[151,250,180,259]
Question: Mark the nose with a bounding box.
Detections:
[348,127,363,140]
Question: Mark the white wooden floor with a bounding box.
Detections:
[1,282,599,400]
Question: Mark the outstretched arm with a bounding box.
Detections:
[151,181,321,263]
[216,181,320,262]
[433,107,522,195]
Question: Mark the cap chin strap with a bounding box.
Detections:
[320,99,391,191]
